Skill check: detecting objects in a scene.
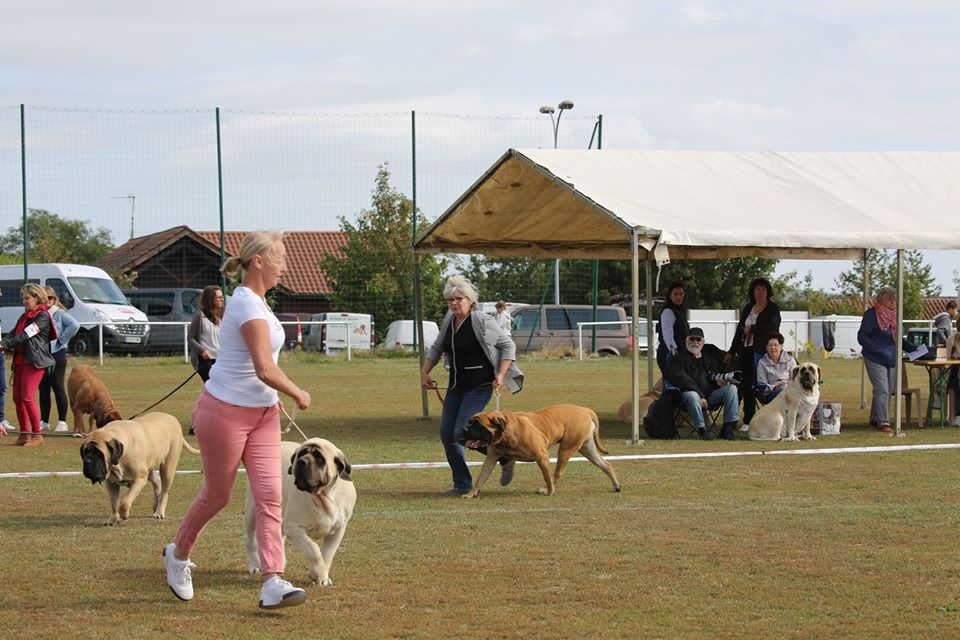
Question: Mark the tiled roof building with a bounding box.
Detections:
[97,226,347,314]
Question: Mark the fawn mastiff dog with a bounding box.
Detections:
[617,377,663,423]
[68,364,122,433]
[80,412,199,526]
[461,404,622,498]
[748,363,822,442]
[244,439,356,586]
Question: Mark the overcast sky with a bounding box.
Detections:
[2,1,959,293]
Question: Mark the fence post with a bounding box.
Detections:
[216,107,226,292]
[20,104,28,276]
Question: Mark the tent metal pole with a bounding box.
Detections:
[861,250,869,410]
[630,229,641,444]
[645,258,654,392]
[894,250,904,436]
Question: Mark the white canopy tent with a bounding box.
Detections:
[415,149,960,440]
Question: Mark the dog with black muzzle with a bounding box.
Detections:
[748,362,822,442]
[244,438,356,586]
[460,404,621,498]
[79,412,199,525]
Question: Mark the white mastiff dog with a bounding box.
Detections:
[748,363,821,442]
[244,438,356,586]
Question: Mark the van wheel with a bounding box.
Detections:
[596,349,617,358]
[70,331,98,357]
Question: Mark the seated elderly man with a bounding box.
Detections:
[667,327,741,441]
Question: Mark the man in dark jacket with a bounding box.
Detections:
[668,327,741,440]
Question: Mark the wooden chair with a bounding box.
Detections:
[898,362,923,427]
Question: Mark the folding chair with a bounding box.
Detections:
[663,378,722,439]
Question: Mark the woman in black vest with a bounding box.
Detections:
[725,277,781,427]
[656,282,689,380]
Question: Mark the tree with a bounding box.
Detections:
[0,209,114,263]
[835,249,938,320]
[653,257,779,309]
[319,164,448,338]
[463,255,780,312]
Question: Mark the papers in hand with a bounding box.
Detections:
[907,344,929,362]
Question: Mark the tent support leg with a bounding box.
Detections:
[630,231,641,444]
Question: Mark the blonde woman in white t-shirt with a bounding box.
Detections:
[163,231,312,610]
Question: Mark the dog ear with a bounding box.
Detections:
[335,454,352,481]
[490,414,507,444]
[791,366,800,380]
[817,365,823,384]
[288,450,299,475]
[108,440,124,466]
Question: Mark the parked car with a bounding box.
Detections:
[122,288,202,354]
[0,263,150,356]
[303,312,375,353]
[275,313,304,350]
[510,304,632,356]
[382,320,440,351]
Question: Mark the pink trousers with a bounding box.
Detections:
[175,389,285,575]
[12,362,45,433]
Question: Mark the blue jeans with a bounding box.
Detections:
[680,385,740,428]
[759,386,784,405]
[439,385,493,491]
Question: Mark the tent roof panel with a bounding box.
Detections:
[415,149,960,260]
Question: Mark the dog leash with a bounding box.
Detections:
[280,405,309,441]
[426,380,501,410]
[128,370,198,420]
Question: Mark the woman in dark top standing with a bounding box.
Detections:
[656,281,688,380]
[420,275,523,496]
[725,277,781,428]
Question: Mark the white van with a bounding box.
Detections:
[0,263,150,356]
[303,312,375,354]
[382,320,440,351]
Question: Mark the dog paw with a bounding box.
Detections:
[248,566,261,575]
[537,487,553,496]
[315,577,332,587]
[104,518,120,526]
[461,492,478,499]
[152,513,165,520]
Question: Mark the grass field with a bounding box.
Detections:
[2,353,960,639]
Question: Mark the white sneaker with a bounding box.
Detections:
[0,419,14,433]
[163,543,195,601]
[258,576,306,609]
[40,421,49,431]
[54,421,69,432]
[952,416,960,428]
[739,423,750,432]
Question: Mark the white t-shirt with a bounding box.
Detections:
[205,286,285,407]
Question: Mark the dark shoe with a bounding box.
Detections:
[879,425,893,433]
[698,428,715,441]
[439,487,471,496]
[499,461,516,486]
[720,422,737,441]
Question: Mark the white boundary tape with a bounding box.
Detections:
[3,443,960,479]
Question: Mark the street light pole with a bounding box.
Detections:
[539,100,574,304]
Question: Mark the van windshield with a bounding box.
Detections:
[68,277,127,305]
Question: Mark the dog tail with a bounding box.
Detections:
[590,409,610,455]
[181,437,200,455]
